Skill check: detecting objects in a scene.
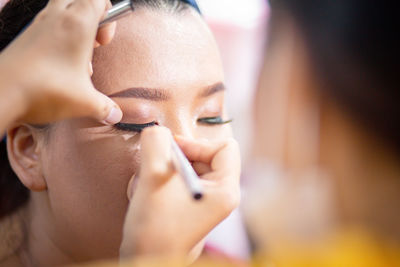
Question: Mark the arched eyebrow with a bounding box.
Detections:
[107,82,225,101]
[198,82,226,98]
[108,87,170,101]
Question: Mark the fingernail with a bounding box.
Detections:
[104,107,122,125]
[88,62,93,76]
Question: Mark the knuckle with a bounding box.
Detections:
[60,12,89,35]
[146,162,173,181]
[78,0,106,20]
[89,102,108,120]
[96,99,109,117]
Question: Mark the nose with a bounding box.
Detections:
[162,111,194,139]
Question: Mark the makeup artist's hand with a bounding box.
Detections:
[120,127,241,261]
[0,0,122,132]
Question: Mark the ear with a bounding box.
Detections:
[7,124,47,192]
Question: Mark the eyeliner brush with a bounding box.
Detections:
[99,0,134,27]
[170,137,204,201]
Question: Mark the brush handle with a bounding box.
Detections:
[99,0,134,27]
[171,138,204,200]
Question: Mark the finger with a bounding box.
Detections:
[76,80,123,124]
[96,0,116,46]
[88,61,93,76]
[194,139,241,182]
[96,21,117,46]
[140,126,175,187]
[210,138,241,175]
[203,169,241,217]
[174,136,226,164]
[192,162,211,176]
[46,0,75,11]
[94,40,101,48]
[68,0,110,22]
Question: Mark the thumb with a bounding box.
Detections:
[82,84,123,125]
[140,126,175,188]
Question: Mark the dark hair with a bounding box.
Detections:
[0,141,29,219]
[0,0,198,219]
[270,0,400,152]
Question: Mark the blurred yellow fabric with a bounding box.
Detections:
[79,229,400,267]
[250,229,400,267]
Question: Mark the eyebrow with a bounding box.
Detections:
[108,82,225,101]
[199,82,226,98]
[108,87,170,101]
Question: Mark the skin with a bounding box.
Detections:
[6,6,239,267]
[0,0,122,133]
[121,128,240,258]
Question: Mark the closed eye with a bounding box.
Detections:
[197,117,232,125]
[114,122,157,133]
[113,117,231,133]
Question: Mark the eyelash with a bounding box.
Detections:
[113,117,232,133]
[114,121,158,133]
[197,117,233,125]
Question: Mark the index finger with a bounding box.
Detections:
[175,137,241,174]
[96,21,117,46]
[210,138,241,174]
[95,0,116,45]
[174,136,227,164]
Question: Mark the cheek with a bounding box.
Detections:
[45,133,140,209]
[195,124,233,141]
[41,124,141,247]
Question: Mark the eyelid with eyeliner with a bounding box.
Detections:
[113,116,232,133]
[114,122,158,133]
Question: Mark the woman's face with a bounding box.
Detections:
[37,8,230,260]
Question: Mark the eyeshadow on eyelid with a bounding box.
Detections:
[116,100,154,111]
[117,106,157,124]
[198,100,224,115]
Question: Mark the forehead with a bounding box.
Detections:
[91,7,224,95]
